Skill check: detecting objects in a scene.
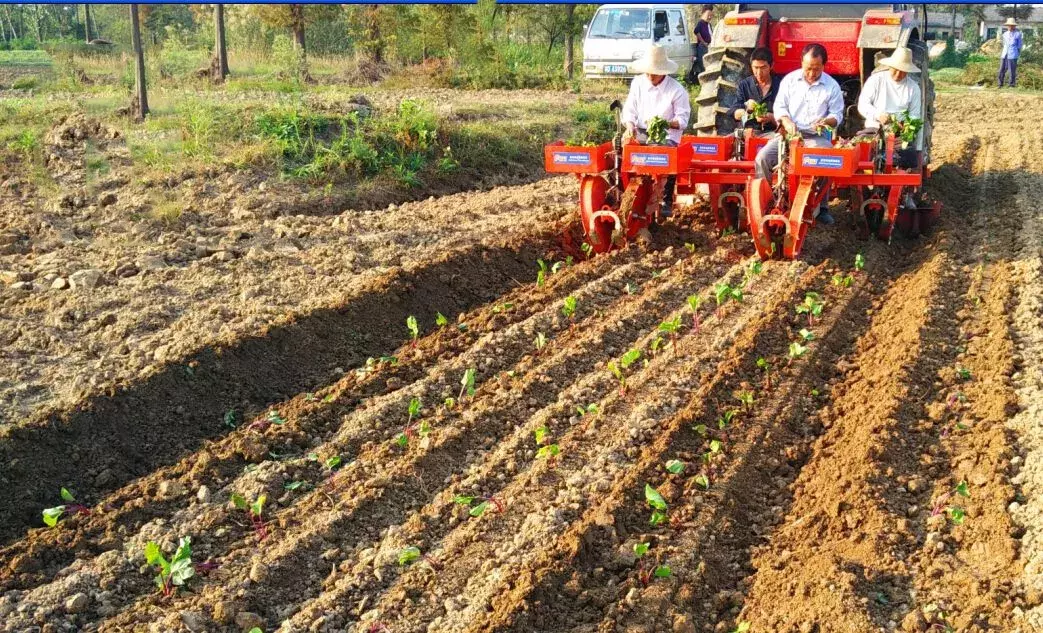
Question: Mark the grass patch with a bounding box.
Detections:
[0,50,52,67]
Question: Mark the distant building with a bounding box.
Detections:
[979,5,1043,40]
[925,11,965,41]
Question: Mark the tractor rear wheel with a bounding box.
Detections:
[693,47,752,135]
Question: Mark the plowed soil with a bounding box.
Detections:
[2,90,1042,633]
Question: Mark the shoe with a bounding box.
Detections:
[816,209,835,226]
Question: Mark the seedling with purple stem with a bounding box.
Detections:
[42,488,91,527]
[931,481,970,525]
[454,494,505,516]
[788,341,807,363]
[756,357,772,389]
[406,316,419,347]
[458,368,476,403]
[687,294,703,332]
[247,409,287,432]
[658,315,682,350]
[145,536,194,597]
[562,296,578,322]
[534,425,561,464]
[231,493,268,541]
[734,390,754,413]
[795,292,825,326]
[645,483,668,526]
[956,367,972,381]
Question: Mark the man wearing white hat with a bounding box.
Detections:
[857,45,922,167]
[999,17,1023,88]
[621,43,692,219]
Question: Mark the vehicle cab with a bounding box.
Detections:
[583,4,695,79]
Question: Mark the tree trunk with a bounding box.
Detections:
[565,4,576,80]
[213,4,229,82]
[83,3,91,43]
[34,4,43,41]
[366,5,383,63]
[130,4,149,121]
[291,4,306,55]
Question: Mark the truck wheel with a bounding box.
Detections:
[693,47,751,135]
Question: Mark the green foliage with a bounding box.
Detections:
[398,546,421,565]
[562,295,578,319]
[145,536,194,595]
[646,116,668,145]
[566,102,615,146]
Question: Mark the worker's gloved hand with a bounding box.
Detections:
[876,113,891,126]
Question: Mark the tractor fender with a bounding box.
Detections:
[857,9,917,50]
[712,10,768,50]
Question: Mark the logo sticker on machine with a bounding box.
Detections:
[630,153,670,167]
[553,152,592,165]
[801,155,845,169]
[692,143,720,156]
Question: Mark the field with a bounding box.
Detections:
[1,85,1042,633]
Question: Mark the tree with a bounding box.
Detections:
[83,3,92,43]
[252,4,339,75]
[564,4,576,79]
[130,4,148,121]
[213,4,229,82]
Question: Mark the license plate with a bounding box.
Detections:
[605,65,628,73]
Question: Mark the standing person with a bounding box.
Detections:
[693,5,714,79]
[753,43,844,225]
[728,47,781,134]
[622,43,692,220]
[999,17,1023,88]
[857,46,922,168]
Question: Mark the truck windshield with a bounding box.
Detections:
[588,8,651,39]
[740,4,891,19]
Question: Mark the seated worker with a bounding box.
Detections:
[621,43,692,219]
[754,43,844,225]
[857,46,922,169]
[728,47,781,134]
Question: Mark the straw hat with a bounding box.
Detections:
[632,44,679,75]
[878,46,920,74]
[1005,17,1018,27]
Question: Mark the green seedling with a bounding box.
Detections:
[620,349,641,369]
[42,488,91,528]
[634,542,650,558]
[581,242,594,259]
[717,409,737,431]
[552,260,567,274]
[756,357,773,388]
[247,409,287,432]
[406,315,419,347]
[444,396,456,410]
[687,294,703,332]
[650,336,665,355]
[223,409,238,429]
[398,546,421,566]
[625,282,637,295]
[653,564,672,578]
[408,397,422,424]
[608,360,625,394]
[731,623,751,633]
[536,443,561,461]
[832,272,854,288]
[932,480,970,525]
[956,367,972,381]
[492,302,514,313]
[454,494,504,516]
[562,296,578,320]
[710,439,723,454]
[576,403,599,417]
[799,328,815,342]
[665,459,685,475]
[249,629,263,633]
[854,253,866,271]
[694,474,710,489]
[536,259,548,286]
[788,341,807,362]
[231,493,268,541]
[714,283,742,316]
[436,312,448,327]
[458,368,477,402]
[646,115,669,145]
[795,292,825,326]
[684,242,696,253]
[534,332,547,353]
[645,483,668,526]
[734,390,754,413]
[658,315,682,349]
[284,480,313,492]
[743,260,763,287]
[145,536,194,597]
[325,455,343,471]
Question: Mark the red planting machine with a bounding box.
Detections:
[545,3,941,259]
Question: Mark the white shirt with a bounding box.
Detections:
[621,74,691,144]
[858,71,923,148]
[773,69,845,132]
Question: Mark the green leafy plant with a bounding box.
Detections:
[888,110,923,149]
[230,493,268,541]
[956,367,972,381]
[799,328,815,342]
[580,242,594,259]
[406,315,420,347]
[645,483,668,526]
[620,349,641,369]
[717,409,737,431]
[536,259,548,287]
[694,474,710,489]
[854,253,866,272]
[534,332,547,354]
[535,425,560,463]
[576,403,599,417]
[756,357,772,389]
[743,260,763,287]
[714,282,742,316]
[730,623,751,633]
[608,360,625,394]
[795,291,825,326]
[788,341,808,362]
[658,315,682,349]
[145,536,194,597]
[646,116,669,145]
[454,494,504,517]
[633,542,650,558]
[687,294,703,332]
[933,480,970,525]
[436,312,449,327]
[459,368,477,402]
[562,296,578,320]
[832,272,854,288]
[42,488,91,528]
[398,546,421,565]
[665,459,685,475]
[734,390,754,413]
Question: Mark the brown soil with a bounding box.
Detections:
[1,90,1041,633]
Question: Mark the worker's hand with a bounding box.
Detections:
[669,120,681,130]
[781,117,797,136]
[744,99,758,110]
[756,113,775,124]
[734,108,746,121]
[623,123,637,141]
[876,113,891,125]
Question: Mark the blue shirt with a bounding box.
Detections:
[727,74,781,132]
[1002,29,1023,59]
[773,69,845,132]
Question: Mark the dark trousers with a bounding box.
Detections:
[999,57,1018,87]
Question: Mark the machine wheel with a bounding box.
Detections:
[693,47,751,135]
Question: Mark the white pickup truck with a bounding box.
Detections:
[582,4,698,80]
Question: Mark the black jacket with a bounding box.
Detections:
[726,74,781,133]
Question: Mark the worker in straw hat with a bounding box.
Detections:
[999,17,1023,88]
[621,43,691,220]
[857,45,922,167]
